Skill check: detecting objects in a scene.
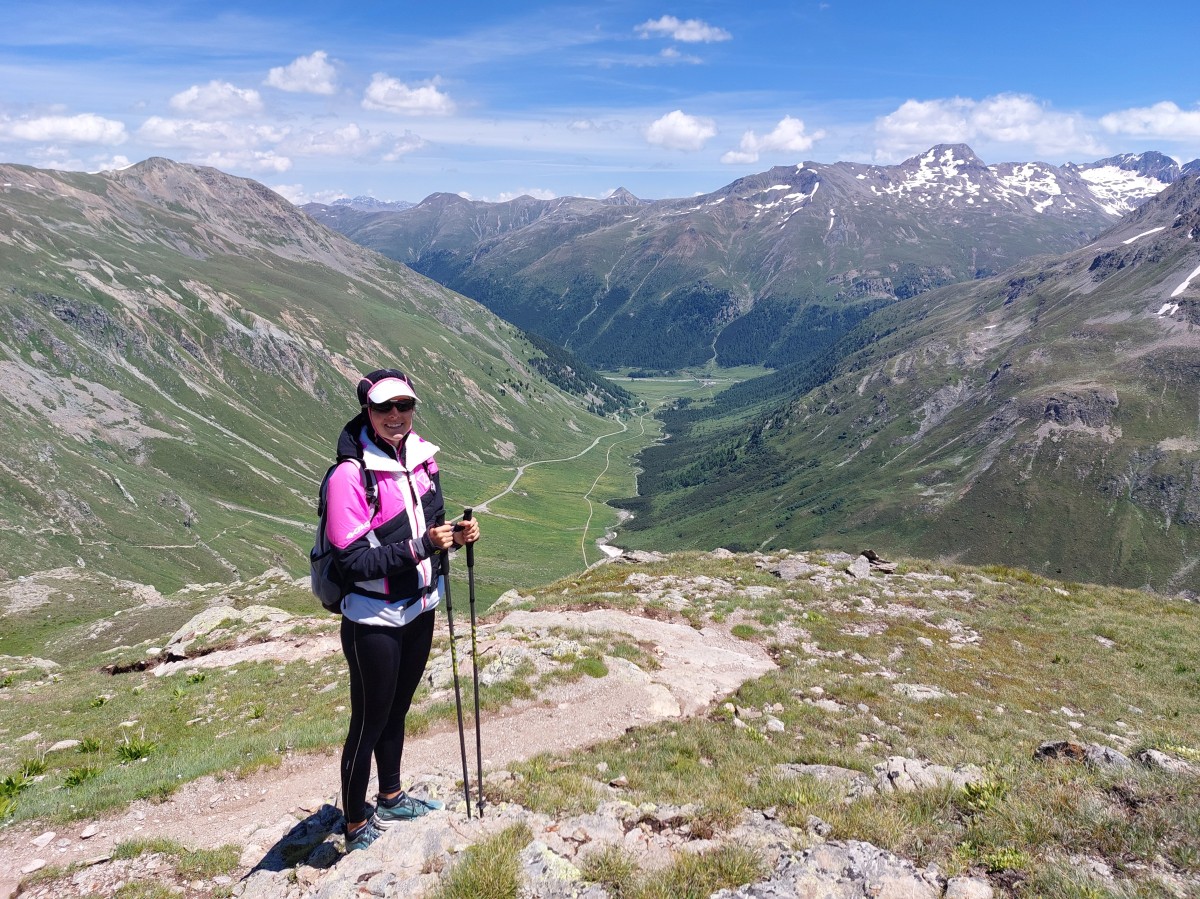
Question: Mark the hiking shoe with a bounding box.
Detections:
[345,818,382,852]
[372,792,438,828]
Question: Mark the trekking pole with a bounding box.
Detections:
[439,525,473,819]
[462,508,485,815]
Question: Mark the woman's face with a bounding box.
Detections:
[367,398,415,446]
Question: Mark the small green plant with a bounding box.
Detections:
[249,705,265,720]
[116,732,157,763]
[958,776,1008,816]
[1159,743,1200,762]
[19,756,48,778]
[0,674,14,688]
[730,624,759,639]
[78,737,103,754]
[64,765,101,788]
[981,846,1028,873]
[0,794,16,819]
[573,656,608,679]
[90,694,110,708]
[186,672,208,684]
[1,772,32,797]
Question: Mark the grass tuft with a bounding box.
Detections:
[428,823,531,899]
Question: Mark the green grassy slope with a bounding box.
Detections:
[0,159,643,596]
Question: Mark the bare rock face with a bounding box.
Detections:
[711,840,944,898]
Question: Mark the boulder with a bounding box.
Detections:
[1034,740,1133,769]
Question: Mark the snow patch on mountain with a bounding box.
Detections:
[993,163,1068,213]
[1122,226,1166,245]
[1077,166,1170,216]
[1170,263,1200,298]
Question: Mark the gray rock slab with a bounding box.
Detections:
[874,757,985,793]
[712,840,943,898]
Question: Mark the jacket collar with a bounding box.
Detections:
[358,425,438,473]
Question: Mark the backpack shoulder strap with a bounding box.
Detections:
[360,463,379,516]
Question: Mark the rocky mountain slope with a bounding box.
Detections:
[0,159,628,590]
[305,146,1192,370]
[624,174,1200,593]
[3,549,1197,898]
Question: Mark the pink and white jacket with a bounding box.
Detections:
[325,415,445,626]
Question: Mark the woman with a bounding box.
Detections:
[323,368,480,852]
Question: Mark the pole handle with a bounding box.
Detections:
[462,508,474,567]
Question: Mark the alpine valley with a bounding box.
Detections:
[309,146,1200,594]
[1,145,1198,597]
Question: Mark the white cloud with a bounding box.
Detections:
[721,116,825,164]
[276,124,423,161]
[199,150,293,174]
[282,123,383,157]
[0,113,127,145]
[170,81,264,119]
[659,47,702,64]
[265,50,338,95]
[381,132,426,161]
[137,117,288,151]
[270,184,350,205]
[1099,101,1200,139]
[645,109,717,151]
[93,155,134,172]
[362,74,456,116]
[635,15,731,43]
[875,93,1105,159]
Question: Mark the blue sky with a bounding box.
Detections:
[3,0,1199,205]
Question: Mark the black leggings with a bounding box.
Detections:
[340,611,435,824]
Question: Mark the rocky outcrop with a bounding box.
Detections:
[712,840,944,899]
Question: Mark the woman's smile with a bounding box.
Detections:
[369,407,413,444]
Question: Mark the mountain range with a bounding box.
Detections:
[305,146,1198,371]
[620,173,1200,592]
[0,158,627,591]
[3,149,1198,595]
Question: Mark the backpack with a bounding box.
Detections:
[310,459,379,613]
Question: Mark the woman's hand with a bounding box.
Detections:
[426,518,480,551]
[451,517,480,547]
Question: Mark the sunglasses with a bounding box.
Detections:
[369,399,416,413]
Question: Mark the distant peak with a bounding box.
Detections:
[907,144,985,168]
[604,187,644,206]
[1081,151,1180,183]
[332,196,415,211]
